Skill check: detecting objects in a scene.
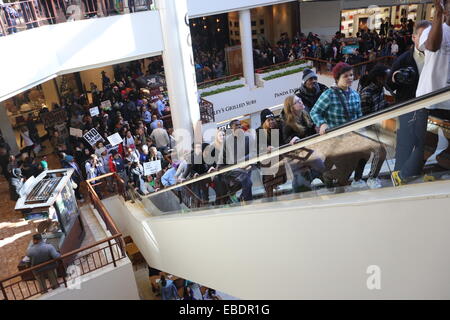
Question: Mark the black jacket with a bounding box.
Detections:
[386,49,419,103]
[281,110,316,145]
[295,83,328,113]
[256,119,285,156]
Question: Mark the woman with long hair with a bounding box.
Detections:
[282,95,316,145]
[282,96,325,193]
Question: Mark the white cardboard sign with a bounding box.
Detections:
[89,107,100,117]
[107,133,124,147]
[70,127,83,138]
[144,160,162,176]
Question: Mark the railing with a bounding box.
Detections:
[142,86,450,208]
[0,172,127,300]
[86,172,127,251]
[254,56,396,80]
[199,98,215,124]
[0,0,154,37]
[0,235,125,300]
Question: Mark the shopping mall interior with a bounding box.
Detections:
[0,0,450,300]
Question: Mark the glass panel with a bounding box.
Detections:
[141,88,450,216]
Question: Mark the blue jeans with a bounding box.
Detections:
[228,169,253,201]
[395,109,429,179]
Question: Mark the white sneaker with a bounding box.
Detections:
[367,178,383,190]
[351,180,367,189]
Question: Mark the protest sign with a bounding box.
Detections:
[144,160,162,176]
[70,128,83,138]
[105,144,119,155]
[55,123,69,139]
[107,133,123,147]
[83,128,104,147]
[89,107,100,117]
[100,100,112,110]
[40,109,67,128]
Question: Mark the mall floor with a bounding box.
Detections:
[0,138,59,281]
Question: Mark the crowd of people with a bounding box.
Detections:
[149,268,224,300]
[253,20,417,71]
[2,1,449,209]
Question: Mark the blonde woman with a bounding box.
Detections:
[282,95,316,146]
[282,96,325,193]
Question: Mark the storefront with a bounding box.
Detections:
[340,2,435,38]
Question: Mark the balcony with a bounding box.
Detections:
[0,0,154,37]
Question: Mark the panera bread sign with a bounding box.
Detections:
[274,88,298,99]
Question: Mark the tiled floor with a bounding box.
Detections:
[0,147,101,283]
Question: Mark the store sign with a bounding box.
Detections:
[83,128,104,147]
[40,109,67,128]
[144,160,162,176]
[206,71,304,123]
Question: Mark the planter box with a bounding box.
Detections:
[199,78,246,95]
[255,62,312,87]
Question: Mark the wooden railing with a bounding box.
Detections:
[86,172,127,254]
[0,172,128,300]
[0,235,125,300]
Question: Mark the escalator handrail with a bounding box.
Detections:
[143,86,450,200]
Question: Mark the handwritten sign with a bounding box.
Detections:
[107,133,123,147]
[144,160,162,176]
[40,109,67,128]
[70,127,83,138]
[105,144,119,155]
[55,123,69,139]
[100,100,112,110]
[83,128,104,147]
[89,107,100,117]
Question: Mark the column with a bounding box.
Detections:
[0,102,20,155]
[156,0,201,151]
[239,9,256,89]
[41,79,60,109]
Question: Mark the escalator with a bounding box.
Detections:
[102,87,450,299]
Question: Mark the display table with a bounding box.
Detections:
[15,169,85,274]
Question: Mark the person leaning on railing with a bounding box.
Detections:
[310,62,384,189]
[26,234,61,293]
[281,96,326,193]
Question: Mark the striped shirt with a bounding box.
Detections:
[310,87,363,129]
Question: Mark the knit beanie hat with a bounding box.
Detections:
[260,109,275,124]
[332,62,352,81]
[302,68,318,83]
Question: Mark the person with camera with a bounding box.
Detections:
[416,0,450,176]
[386,20,432,185]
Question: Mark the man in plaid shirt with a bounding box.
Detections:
[310,62,362,132]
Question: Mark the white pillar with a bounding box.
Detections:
[156,0,201,151]
[239,10,256,89]
[0,102,19,155]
